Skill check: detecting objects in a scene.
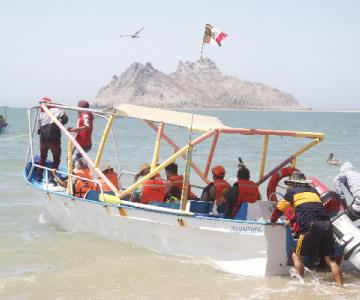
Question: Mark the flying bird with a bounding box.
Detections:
[120,27,144,38]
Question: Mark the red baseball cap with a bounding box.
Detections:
[78,100,89,108]
[211,165,225,177]
[40,97,52,111]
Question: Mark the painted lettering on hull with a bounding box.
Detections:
[231,225,264,235]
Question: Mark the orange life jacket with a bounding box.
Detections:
[230,179,259,218]
[168,175,196,199]
[96,171,119,192]
[213,179,231,200]
[141,179,166,204]
[73,168,95,198]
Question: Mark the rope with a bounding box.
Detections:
[0,133,29,142]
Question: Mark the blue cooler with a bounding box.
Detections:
[189,201,212,214]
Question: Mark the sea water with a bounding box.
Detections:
[1,107,360,299]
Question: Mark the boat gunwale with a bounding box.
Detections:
[24,172,278,226]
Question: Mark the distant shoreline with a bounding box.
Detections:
[5,105,360,113]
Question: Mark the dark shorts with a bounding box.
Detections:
[295,220,335,258]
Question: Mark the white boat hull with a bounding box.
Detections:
[42,192,289,276]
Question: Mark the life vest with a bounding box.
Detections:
[141,179,166,204]
[213,179,231,200]
[75,112,94,148]
[168,175,196,199]
[230,180,259,218]
[169,175,184,190]
[96,171,119,192]
[73,168,95,198]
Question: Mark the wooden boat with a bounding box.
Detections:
[24,102,327,276]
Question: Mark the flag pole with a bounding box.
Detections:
[180,27,207,211]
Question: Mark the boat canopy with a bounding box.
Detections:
[107,104,228,132]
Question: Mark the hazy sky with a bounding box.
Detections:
[1,0,359,109]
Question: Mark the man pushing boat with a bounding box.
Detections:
[271,171,343,287]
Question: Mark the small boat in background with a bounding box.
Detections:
[327,152,340,166]
[0,106,8,133]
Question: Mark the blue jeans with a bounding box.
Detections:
[72,144,92,165]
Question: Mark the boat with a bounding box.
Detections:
[327,153,340,166]
[0,106,7,133]
[25,101,356,276]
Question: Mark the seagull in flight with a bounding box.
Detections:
[120,27,144,38]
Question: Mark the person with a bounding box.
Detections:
[164,162,197,201]
[96,164,120,192]
[131,163,166,204]
[271,171,343,287]
[68,100,94,163]
[327,153,340,165]
[52,158,95,198]
[131,163,151,202]
[215,165,260,218]
[200,165,230,202]
[36,97,68,182]
[0,115,6,127]
[334,161,360,220]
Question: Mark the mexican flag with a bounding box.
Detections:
[203,24,228,47]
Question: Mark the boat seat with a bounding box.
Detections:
[235,201,272,221]
[84,190,115,201]
[25,155,59,182]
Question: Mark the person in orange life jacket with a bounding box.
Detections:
[270,171,343,287]
[36,97,68,182]
[215,165,260,218]
[131,163,151,202]
[200,165,230,202]
[68,100,94,164]
[164,162,197,201]
[96,163,120,192]
[131,163,165,203]
[51,158,95,198]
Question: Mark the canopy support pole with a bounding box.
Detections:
[259,135,269,179]
[67,140,73,195]
[204,130,220,178]
[145,120,211,184]
[118,130,214,198]
[95,114,114,167]
[151,122,164,171]
[181,145,193,210]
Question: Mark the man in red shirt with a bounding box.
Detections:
[68,100,94,163]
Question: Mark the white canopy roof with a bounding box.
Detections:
[107,104,227,131]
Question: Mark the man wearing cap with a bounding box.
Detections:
[334,161,360,220]
[271,171,343,287]
[216,165,260,218]
[68,100,94,163]
[200,165,230,202]
[37,97,68,182]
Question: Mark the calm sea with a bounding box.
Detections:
[1,107,360,299]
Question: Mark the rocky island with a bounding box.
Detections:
[93,59,305,110]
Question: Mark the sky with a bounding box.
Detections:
[0,0,359,109]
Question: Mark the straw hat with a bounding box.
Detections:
[138,163,150,174]
[284,171,311,185]
[100,163,113,172]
